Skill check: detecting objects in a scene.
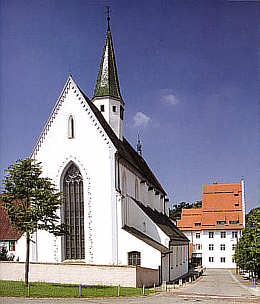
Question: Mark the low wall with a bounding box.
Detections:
[136,266,159,287]
[0,262,158,288]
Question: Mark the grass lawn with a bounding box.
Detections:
[0,280,157,298]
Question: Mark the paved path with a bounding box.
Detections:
[168,268,260,303]
[170,268,258,297]
[0,269,259,304]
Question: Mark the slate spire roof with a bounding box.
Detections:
[93,15,123,101]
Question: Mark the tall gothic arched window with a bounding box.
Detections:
[62,163,85,260]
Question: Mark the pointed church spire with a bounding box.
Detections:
[106,6,111,31]
[93,8,123,101]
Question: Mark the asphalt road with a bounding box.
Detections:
[1,269,259,304]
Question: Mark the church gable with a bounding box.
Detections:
[29,76,120,264]
[31,76,115,160]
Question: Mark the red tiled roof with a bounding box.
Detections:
[177,183,244,231]
[0,206,22,240]
[203,184,242,211]
[177,209,202,230]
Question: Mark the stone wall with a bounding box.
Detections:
[0,262,159,288]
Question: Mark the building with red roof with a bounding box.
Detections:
[0,206,22,259]
[177,180,245,268]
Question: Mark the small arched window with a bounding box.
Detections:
[68,115,74,139]
[128,251,141,266]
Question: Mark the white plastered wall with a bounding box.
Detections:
[93,97,123,140]
[201,229,241,268]
[115,162,190,280]
[19,77,117,265]
[126,197,169,247]
[116,194,162,269]
[118,163,165,214]
[183,229,242,268]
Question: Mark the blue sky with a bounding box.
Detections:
[0,0,259,212]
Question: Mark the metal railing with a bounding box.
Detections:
[0,280,158,298]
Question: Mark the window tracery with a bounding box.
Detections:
[62,163,85,260]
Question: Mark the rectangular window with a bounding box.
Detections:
[120,106,124,119]
[100,105,105,112]
[196,244,202,250]
[112,106,116,112]
[9,241,15,251]
[194,223,201,227]
[232,231,238,238]
[196,233,200,239]
[232,244,236,250]
[220,244,226,251]
[209,244,214,251]
[128,251,141,266]
[217,221,226,225]
[68,116,74,139]
[209,257,214,263]
[209,232,214,238]
[220,257,226,263]
[229,220,239,224]
[221,232,226,238]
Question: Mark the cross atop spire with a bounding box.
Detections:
[92,9,123,101]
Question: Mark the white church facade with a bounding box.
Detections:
[16,16,189,283]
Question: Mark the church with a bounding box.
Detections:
[16,14,189,283]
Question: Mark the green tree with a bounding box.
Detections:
[234,207,260,278]
[0,158,68,285]
[193,200,202,208]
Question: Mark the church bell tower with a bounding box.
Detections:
[92,8,124,140]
